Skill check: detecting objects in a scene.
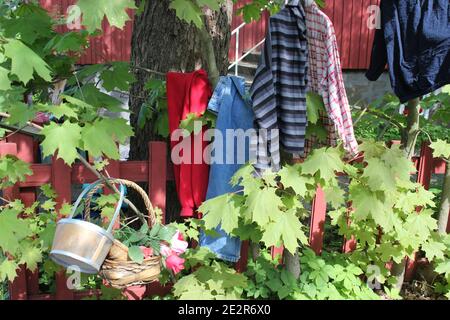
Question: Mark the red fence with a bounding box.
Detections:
[39,0,379,70]
[1,133,169,300]
[2,133,448,299]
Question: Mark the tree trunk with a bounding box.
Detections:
[391,98,421,291]
[438,164,450,234]
[128,0,233,222]
[283,249,301,280]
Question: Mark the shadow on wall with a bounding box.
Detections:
[343,71,392,104]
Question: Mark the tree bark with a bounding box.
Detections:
[438,164,450,234]
[283,249,301,280]
[391,98,421,291]
[128,0,233,222]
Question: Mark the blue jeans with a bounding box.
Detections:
[199,76,255,262]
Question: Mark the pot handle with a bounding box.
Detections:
[69,179,125,234]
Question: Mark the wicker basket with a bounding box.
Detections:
[85,178,162,289]
[101,240,161,289]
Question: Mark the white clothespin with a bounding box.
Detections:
[304,0,314,7]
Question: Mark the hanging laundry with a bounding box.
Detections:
[303,0,358,158]
[250,0,309,172]
[166,69,211,218]
[366,0,450,103]
[199,76,256,262]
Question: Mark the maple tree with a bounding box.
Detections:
[0,0,449,301]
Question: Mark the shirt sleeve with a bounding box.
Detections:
[366,26,388,81]
[323,26,359,156]
[207,76,228,114]
[250,27,280,171]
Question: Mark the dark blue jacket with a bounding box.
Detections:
[366,0,450,103]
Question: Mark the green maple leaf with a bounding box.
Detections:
[278,165,312,197]
[261,210,307,254]
[246,187,283,227]
[179,112,203,136]
[75,84,125,113]
[376,243,404,263]
[350,187,385,221]
[81,120,119,159]
[196,0,222,11]
[45,32,88,53]
[108,118,134,144]
[198,194,240,234]
[381,145,416,181]
[19,242,42,272]
[4,102,36,127]
[101,62,136,92]
[3,38,52,84]
[37,103,78,120]
[38,223,56,250]
[173,273,203,297]
[301,147,344,182]
[404,210,437,237]
[170,0,203,28]
[422,239,446,261]
[323,185,346,208]
[76,0,136,33]
[435,261,450,279]
[40,121,82,165]
[430,139,450,159]
[81,118,133,159]
[0,259,19,282]
[359,140,386,159]
[362,158,396,192]
[0,208,31,255]
[0,155,32,187]
[41,200,57,211]
[306,92,326,125]
[0,67,11,90]
[61,94,94,111]
[40,184,57,199]
[1,4,53,45]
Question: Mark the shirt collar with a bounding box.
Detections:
[286,0,301,7]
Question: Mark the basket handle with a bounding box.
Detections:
[84,178,157,228]
[69,179,126,234]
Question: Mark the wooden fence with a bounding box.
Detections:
[2,133,448,300]
[39,0,380,70]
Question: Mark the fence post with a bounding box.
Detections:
[404,142,434,282]
[1,142,28,300]
[8,133,41,296]
[309,187,326,255]
[235,241,249,273]
[146,141,168,299]
[148,142,167,223]
[51,155,74,300]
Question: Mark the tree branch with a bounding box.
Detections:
[0,112,146,224]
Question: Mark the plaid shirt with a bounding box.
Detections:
[303,2,358,157]
[250,0,309,172]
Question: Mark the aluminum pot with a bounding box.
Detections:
[50,179,125,274]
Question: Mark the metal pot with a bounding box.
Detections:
[50,179,125,274]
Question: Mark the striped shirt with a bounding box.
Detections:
[250,0,309,172]
[303,1,358,157]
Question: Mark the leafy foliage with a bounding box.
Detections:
[172,247,247,300]
[169,0,224,28]
[76,0,136,33]
[0,182,62,283]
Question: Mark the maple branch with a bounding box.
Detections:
[0,111,146,224]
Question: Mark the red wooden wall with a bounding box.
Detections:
[322,0,380,70]
[39,0,379,70]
